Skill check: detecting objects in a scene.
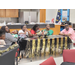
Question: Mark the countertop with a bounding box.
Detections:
[7,24,55,29]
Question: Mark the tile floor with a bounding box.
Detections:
[18,43,75,65]
[18,56,63,65]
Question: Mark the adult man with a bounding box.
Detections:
[42,24,54,36]
[59,24,75,43]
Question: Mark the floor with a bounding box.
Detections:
[18,43,74,65]
[18,56,63,65]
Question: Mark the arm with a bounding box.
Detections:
[25,29,33,37]
[59,29,65,36]
[7,33,17,42]
[64,34,71,36]
[27,30,33,37]
[59,32,65,36]
[52,30,53,35]
[59,32,72,36]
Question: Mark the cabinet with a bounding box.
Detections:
[0,9,18,17]
[6,9,18,17]
[19,11,37,23]
[40,9,46,23]
[0,9,6,17]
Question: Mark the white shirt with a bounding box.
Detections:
[0,40,6,45]
[18,30,28,38]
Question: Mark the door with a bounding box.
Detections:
[0,9,6,17]
[6,9,18,17]
[40,9,46,23]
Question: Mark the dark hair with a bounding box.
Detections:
[1,26,6,33]
[21,25,26,29]
[32,24,39,31]
[0,29,5,37]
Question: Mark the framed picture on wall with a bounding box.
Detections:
[61,9,70,22]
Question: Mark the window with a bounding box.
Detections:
[60,9,70,22]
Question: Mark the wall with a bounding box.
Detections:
[70,9,75,23]
[46,9,58,23]
[46,9,75,23]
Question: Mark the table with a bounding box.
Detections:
[0,45,19,65]
[61,62,75,65]
[23,35,72,61]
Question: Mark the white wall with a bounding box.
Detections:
[46,9,58,22]
[70,9,75,23]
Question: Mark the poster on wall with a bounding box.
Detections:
[61,9,69,22]
[62,11,67,16]
[62,10,67,22]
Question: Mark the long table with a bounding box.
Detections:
[0,45,19,65]
[23,35,72,61]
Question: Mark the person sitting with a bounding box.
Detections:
[0,30,6,45]
[30,24,40,36]
[1,26,17,45]
[59,24,75,43]
[11,30,18,39]
[18,25,32,59]
[18,25,32,38]
[42,24,54,36]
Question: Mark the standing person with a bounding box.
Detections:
[1,26,17,45]
[30,24,40,36]
[42,24,54,36]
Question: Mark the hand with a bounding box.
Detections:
[33,34,37,36]
[15,42,17,44]
[25,28,29,32]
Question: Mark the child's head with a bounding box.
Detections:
[0,30,5,40]
[14,30,18,34]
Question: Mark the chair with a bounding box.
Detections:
[63,49,75,63]
[15,48,20,65]
[39,56,56,65]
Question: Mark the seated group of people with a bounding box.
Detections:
[0,23,75,60]
[0,23,75,45]
[0,24,54,60]
[0,24,54,45]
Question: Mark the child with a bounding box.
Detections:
[0,30,6,45]
[11,30,18,39]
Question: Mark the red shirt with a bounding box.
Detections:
[30,29,36,34]
[30,29,40,34]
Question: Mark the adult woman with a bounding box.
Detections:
[18,25,32,38]
[18,25,32,59]
[30,24,40,36]
[1,26,17,45]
